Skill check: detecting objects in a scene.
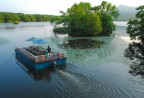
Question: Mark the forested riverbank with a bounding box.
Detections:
[0,12,60,24]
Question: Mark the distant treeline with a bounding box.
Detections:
[0,12,60,23]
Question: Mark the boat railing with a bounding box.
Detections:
[15,45,38,61]
[36,45,67,63]
[15,45,66,64]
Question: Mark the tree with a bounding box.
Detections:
[34,15,43,22]
[52,1,119,36]
[0,12,52,23]
[0,15,4,23]
[124,42,144,76]
[27,15,36,22]
[4,13,12,22]
[127,5,144,43]
[92,1,119,19]
[53,2,102,37]
[92,1,119,35]
[4,13,19,23]
[11,13,20,23]
[78,12,102,36]
[100,13,115,35]
[67,2,102,36]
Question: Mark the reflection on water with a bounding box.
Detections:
[0,22,51,29]
[125,42,144,77]
[59,38,104,49]
[16,55,67,81]
[16,57,52,81]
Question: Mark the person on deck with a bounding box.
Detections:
[47,46,51,53]
[47,46,51,58]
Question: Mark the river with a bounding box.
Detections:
[0,22,144,98]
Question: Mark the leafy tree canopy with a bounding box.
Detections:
[52,1,119,37]
[91,1,120,19]
[66,2,102,36]
[0,12,53,23]
[127,5,144,43]
[91,1,119,35]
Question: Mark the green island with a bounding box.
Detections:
[52,1,120,37]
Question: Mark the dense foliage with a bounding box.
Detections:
[66,2,102,36]
[0,12,58,23]
[53,27,68,34]
[91,1,119,35]
[125,5,144,77]
[125,42,144,76]
[52,1,119,37]
[127,5,144,43]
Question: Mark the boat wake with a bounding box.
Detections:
[57,70,80,84]
[56,69,131,98]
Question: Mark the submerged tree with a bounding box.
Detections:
[127,5,144,43]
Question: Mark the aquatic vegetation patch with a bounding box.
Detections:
[59,38,104,49]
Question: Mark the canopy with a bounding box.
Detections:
[26,37,39,42]
[26,37,39,45]
[33,39,47,46]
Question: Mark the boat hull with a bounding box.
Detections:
[15,50,66,70]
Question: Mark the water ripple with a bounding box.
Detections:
[56,69,131,98]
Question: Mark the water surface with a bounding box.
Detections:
[0,22,144,98]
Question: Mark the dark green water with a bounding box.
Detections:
[0,22,144,98]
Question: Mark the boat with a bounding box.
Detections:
[15,45,66,70]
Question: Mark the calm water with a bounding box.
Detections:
[0,22,144,98]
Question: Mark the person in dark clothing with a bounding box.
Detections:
[47,46,51,58]
[47,46,51,53]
